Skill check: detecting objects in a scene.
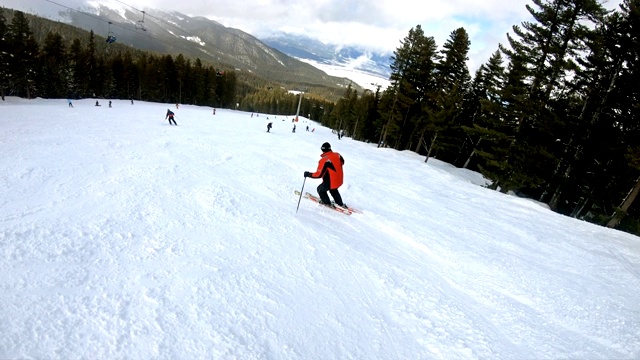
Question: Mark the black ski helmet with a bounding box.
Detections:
[321,142,331,152]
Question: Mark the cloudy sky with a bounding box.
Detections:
[7,0,625,70]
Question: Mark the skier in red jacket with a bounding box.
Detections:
[304,142,347,208]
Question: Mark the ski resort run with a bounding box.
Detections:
[1,97,639,359]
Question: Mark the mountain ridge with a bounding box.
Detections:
[19,2,363,95]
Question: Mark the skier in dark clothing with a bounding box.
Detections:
[267,122,273,133]
[304,142,347,208]
[166,109,177,125]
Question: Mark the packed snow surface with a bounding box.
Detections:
[1,97,639,359]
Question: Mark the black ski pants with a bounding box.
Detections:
[317,182,343,206]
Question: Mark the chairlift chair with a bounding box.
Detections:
[106,22,116,44]
[136,11,147,31]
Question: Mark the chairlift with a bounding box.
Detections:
[135,11,147,31]
[106,22,116,44]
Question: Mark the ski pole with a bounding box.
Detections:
[296,177,307,213]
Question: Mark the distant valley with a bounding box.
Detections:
[260,32,392,90]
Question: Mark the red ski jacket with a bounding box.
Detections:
[310,151,345,189]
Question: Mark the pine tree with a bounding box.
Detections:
[124,52,140,101]
[337,85,358,136]
[175,54,187,104]
[193,58,206,105]
[526,0,639,219]
[109,54,126,98]
[483,54,530,191]
[461,51,508,171]
[408,35,439,153]
[85,30,99,97]
[603,0,640,228]
[7,11,40,98]
[430,27,472,164]
[68,38,87,98]
[179,58,192,103]
[81,30,111,98]
[537,13,621,212]
[380,25,437,149]
[0,8,9,100]
[39,31,67,98]
[495,0,608,196]
[363,85,382,143]
[215,64,237,108]
[352,87,380,141]
[161,54,177,103]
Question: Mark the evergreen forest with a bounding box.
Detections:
[322,0,640,235]
[0,8,335,116]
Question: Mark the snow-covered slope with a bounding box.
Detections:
[1,97,639,359]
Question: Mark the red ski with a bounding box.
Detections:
[294,190,361,215]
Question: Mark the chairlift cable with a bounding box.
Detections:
[112,0,192,36]
[44,0,197,54]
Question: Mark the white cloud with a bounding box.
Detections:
[174,0,546,72]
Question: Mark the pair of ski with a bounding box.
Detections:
[294,190,361,215]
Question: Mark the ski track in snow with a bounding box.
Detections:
[1,97,640,359]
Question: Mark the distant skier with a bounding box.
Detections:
[292,124,296,133]
[68,99,73,108]
[165,109,177,125]
[213,108,216,115]
[303,142,347,209]
[131,98,134,105]
[306,125,309,132]
[95,101,101,106]
[108,100,112,108]
[267,122,273,133]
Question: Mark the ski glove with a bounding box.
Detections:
[304,171,311,178]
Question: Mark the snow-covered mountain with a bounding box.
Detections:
[260,33,392,77]
[261,32,392,90]
[4,1,360,92]
[6,0,392,91]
